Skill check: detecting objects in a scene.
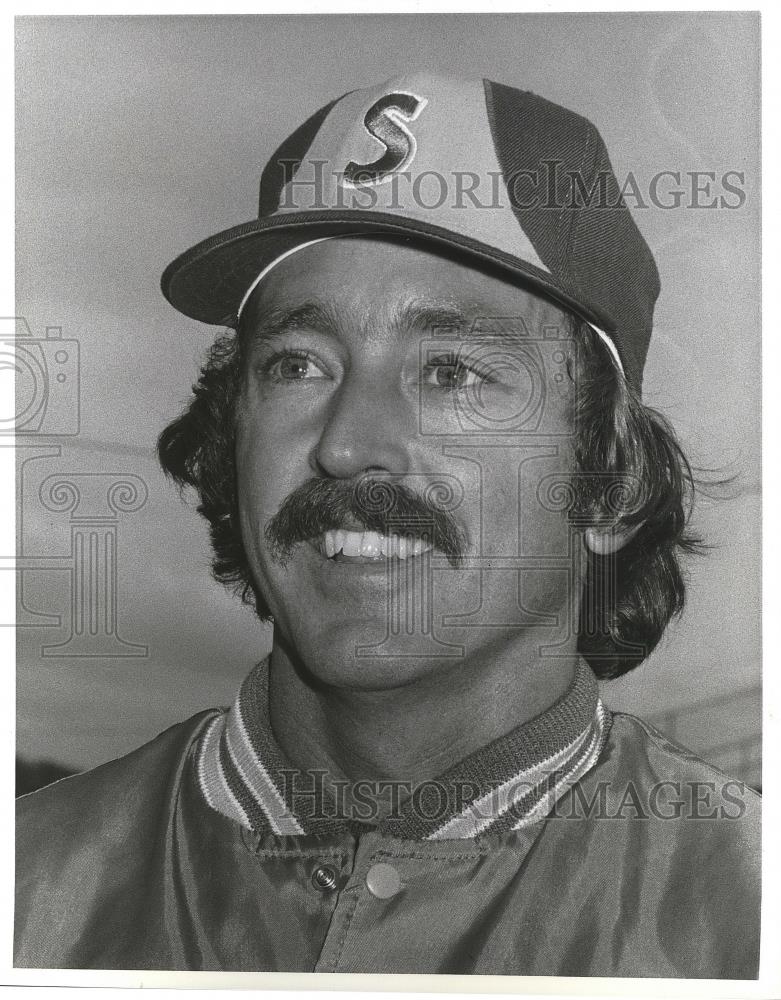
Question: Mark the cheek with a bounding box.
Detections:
[518,454,577,558]
[428,449,578,633]
[433,442,576,559]
[234,412,307,550]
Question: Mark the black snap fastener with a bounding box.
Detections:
[311,864,339,892]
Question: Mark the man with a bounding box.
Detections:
[15,74,760,976]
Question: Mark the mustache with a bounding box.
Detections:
[264,477,466,567]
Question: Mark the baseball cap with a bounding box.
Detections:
[161,73,660,391]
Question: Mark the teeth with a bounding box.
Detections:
[319,529,434,561]
[409,537,430,556]
[359,531,383,558]
[341,531,361,557]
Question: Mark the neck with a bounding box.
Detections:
[267,632,579,786]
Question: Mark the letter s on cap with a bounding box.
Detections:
[342,92,428,188]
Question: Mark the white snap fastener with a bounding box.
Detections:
[365,862,401,899]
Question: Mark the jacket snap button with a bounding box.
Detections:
[366,862,401,899]
[311,864,339,892]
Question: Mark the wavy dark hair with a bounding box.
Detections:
[158,315,701,680]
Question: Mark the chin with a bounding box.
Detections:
[280,614,463,693]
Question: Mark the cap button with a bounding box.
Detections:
[365,861,402,899]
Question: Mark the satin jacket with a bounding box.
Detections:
[15,660,760,976]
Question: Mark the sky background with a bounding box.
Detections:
[14,12,761,786]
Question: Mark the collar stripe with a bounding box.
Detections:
[513,700,609,830]
[198,715,251,829]
[226,699,305,835]
[218,720,269,831]
[235,666,302,817]
[425,714,597,841]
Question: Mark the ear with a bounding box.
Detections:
[584,523,644,556]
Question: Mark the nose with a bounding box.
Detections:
[311,369,412,479]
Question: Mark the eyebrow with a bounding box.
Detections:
[391,302,469,335]
[391,302,542,341]
[248,302,343,342]
[242,296,540,345]
[243,298,470,342]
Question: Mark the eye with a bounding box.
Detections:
[265,351,329,382]
[424,354,490,390]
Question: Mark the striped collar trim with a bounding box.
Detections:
[195,659,610,841]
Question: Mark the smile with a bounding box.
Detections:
[315,529,434,561]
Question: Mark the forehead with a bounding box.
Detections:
[241,236,571,336]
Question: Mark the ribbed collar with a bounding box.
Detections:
[196,658,609,841]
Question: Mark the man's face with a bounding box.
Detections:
[235,237,583,690]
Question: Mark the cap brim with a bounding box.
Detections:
[161,209,610,333]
